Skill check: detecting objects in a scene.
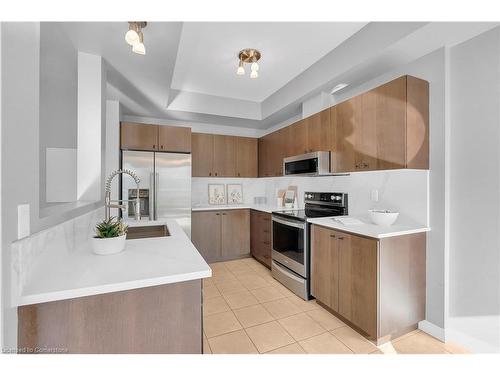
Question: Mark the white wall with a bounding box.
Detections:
[447,27,500,353]
[77,52,105,202]
[1,23,107,350]
[38,22,78,208]
[0,22,3,349]
[106,100,121,201]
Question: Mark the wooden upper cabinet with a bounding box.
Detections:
[405,76,429,169]
[289,120,309,156]
[213,135,236,177]
[192,133,214,177]
[258,137,269,177]
[121,122,193,153]
[121,122,158,151]
[236,137,258,177]
[331,75,429,172]
[269,129,286,176]
[305,108,332,154]
[331,97,359,173]
[192,133,258,177]
[371,77,406,170]
[158,125,191,153]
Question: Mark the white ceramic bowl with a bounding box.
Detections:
[369,210,399,226]
[91,234,127,255]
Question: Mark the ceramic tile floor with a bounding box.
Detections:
[202,258,470,355]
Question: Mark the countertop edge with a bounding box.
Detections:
[16,269,212,307]
[192,205,282,213]
[307,218,430,239]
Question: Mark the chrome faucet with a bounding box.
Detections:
[105,169,141,221]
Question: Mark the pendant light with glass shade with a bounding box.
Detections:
[125,22,147,55]
[236,48,261,78]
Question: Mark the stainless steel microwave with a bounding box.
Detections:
[283,151,331,176]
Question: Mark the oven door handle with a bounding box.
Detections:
[272,216,306,229]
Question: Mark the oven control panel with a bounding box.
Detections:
[304,192,347,207]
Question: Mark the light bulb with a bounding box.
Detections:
[236,66,245,75]
[125,23,140,46]
[133,42,146,55]
[250,70,258,79]
[251,62,259,71]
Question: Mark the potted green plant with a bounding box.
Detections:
[91,217,128,255]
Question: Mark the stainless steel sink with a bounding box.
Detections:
[126,225,170,240]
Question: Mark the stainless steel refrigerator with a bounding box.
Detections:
[121,151,192,237]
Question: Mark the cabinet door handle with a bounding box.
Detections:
[330,234,336,238]
[263,230,269,233]
[215,213,220,216]
[263,241,270,245]
[238,172,241,177]
[160,145,164,150]
[222,213,227,215]
[215,172,218,176]
[338,237,344,240]
[153,144,156,149]
[209,172,212,176]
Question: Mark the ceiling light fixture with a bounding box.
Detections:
[331,83,349,94]
[236,48,261,78]
[125,22,147,55]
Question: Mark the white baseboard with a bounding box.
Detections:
[418,320,446,342]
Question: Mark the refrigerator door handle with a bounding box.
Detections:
[149,172,155,221]
[155,172,159,221]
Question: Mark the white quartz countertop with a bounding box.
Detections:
[16,219,211,306]
[307,216,430,239]
[192,204,287,214]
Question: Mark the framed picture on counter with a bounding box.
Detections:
[227,184,243,204]
[208,184,226,205]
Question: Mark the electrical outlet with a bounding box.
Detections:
[370,189,379,202]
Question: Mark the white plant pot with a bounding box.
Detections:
[91,234,127,255]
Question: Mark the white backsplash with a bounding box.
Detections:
[192,169,429,224]
[10,207,103,306]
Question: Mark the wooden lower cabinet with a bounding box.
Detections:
[191,210,221,262]
[311,224,425,344]
[18,281,202,354]
[339,233,378,338]
[192,209,250,263]
[221,210,250,258]
[250,210,272,268]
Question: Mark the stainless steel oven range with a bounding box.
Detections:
[271,192,348,300]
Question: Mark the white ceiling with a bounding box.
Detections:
[55,22,499,130]
[171,22,367,102]
[60,22,182,112]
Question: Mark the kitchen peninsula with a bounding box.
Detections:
[13,217,211,354]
